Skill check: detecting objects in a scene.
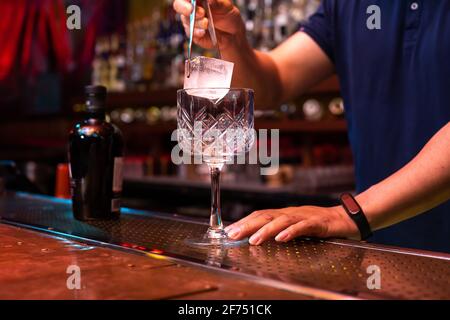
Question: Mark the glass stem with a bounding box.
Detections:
[209,166,223,232]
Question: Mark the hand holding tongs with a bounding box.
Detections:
[187,0,222,77]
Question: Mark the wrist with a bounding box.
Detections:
[330,205,361,240]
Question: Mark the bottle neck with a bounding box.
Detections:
[84,111,106,120]
[85,97,106,120]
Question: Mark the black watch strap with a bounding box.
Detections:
[340,193,373,240]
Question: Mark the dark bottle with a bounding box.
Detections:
[69,86,124,221]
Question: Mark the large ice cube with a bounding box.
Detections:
[184,56,234,100]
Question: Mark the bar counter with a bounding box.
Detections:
[0,192,449,300]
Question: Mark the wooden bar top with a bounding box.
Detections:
[0,224,308,300]
[0,192,449,300]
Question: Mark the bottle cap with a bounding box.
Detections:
[85,85,107,98]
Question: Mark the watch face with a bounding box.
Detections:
[341,194,360,215]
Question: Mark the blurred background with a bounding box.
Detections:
[0,0,353,221]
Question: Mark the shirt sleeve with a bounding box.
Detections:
[300,0,335,63]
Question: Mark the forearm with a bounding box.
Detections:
[357,122,450,231]
[223,31,335,109]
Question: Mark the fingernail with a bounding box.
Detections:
[275,231,289,242]
[224,226,232,233]
[249,235,261,246]
[227,228,240,238]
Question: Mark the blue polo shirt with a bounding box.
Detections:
[302,0,450,252]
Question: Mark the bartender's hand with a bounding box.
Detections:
[225,206,360,246]
[172,0,245,49]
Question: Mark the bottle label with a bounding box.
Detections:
[113,157,123,193]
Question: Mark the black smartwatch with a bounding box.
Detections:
[340,193,373,240]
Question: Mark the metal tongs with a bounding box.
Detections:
[187,0,222,78]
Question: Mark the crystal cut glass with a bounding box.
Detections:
[177,88,255,247]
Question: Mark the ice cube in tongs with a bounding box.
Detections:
[184,56,234,101]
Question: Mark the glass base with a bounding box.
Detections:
[184,228,248,248]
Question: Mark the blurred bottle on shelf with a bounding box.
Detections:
[91,40,102,87]
[107,105,178,126]
[127,21,142,89]
[91,37,110,89]
[279,103,298,119]
[273,2,289,44]
[146,107,161,124]
[328,97,345,118]
[124,7,186,91]
[133,108,147,122]
[302,99,324,121]
[119,108,135,124]
[109,34,127,92]
[141,18,157,90]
